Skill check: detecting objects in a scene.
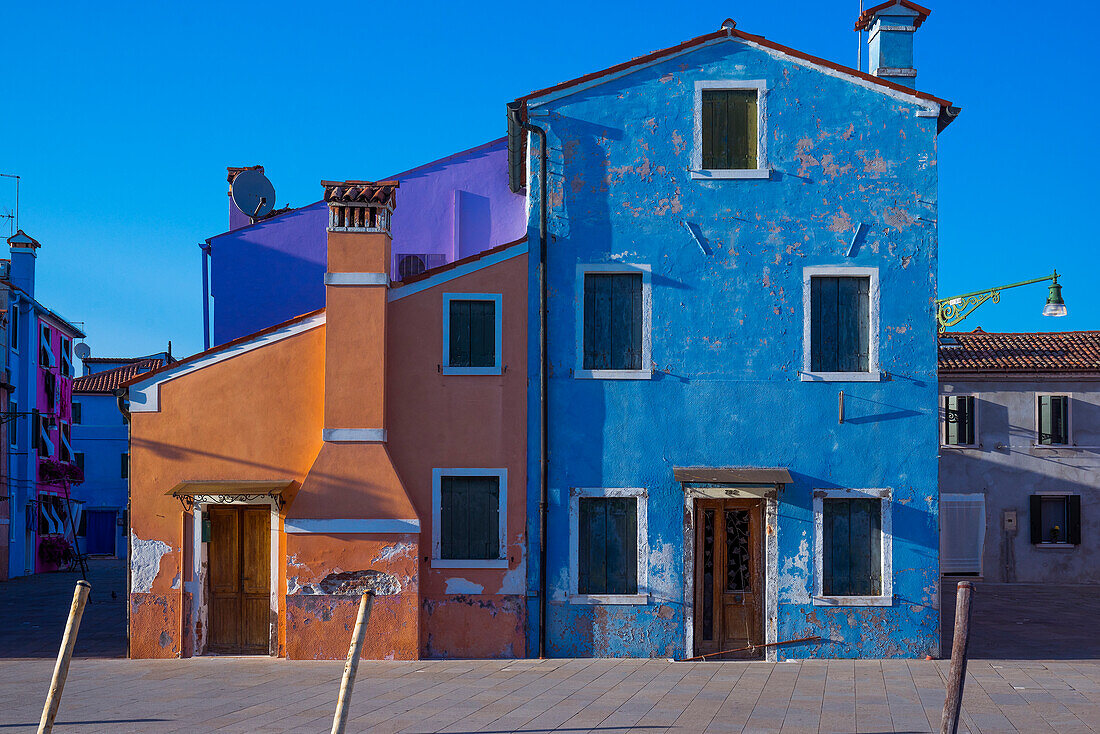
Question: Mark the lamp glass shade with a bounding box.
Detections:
[1044,282,1067,317]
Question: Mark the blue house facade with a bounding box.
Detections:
[515,4,957,659]
[71,353,171,558]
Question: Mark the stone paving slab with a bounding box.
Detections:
[1,657,1099,733]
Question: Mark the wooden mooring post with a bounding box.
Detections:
[941,580,974,734]
[330,592,374,734]
[38,580,91,734]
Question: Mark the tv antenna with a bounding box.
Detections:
[230,169,276,221]
[0,173,19,237]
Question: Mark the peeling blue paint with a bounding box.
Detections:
[525,36,942,659]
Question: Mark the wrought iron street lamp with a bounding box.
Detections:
[936,270,1067,332]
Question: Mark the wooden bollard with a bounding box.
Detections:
[941,581,973,734]
[330,592,374,734]
[38,580,91,734]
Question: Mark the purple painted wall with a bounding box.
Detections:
[207,138,525,346]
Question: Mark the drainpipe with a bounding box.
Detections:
[509,102,549,658]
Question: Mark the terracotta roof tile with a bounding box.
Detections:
[854,0,931,31]
[321,180,398,207]
[73,358,169,394]
[938,330,1100,374]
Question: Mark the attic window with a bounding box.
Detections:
[692,80,769,180]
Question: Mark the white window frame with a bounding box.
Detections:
[813,488,893,607]
[940,392,980,449]
[569,487,649,605]
[59,421,73,463]
[60,336,73,378]
[441,293,503,376]
[1034,393,1072,448]
[691,79,770,180]
[801,266,880,382]
[574,264,653,380]
[431,468,508,569]
[40,323,55,369]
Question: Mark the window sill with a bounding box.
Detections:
[431,558,508,569]
[940,444,980,451]
[1031,443,1073,450]
[812,595,892,607]
[800,371,881,382]
[568,593,649,605]
[574,369,653,381]
[441,366,503,376]
[690,169,771,180]
[1034,543,1076,550]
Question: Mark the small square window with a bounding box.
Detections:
[582,273,642,371]
[442,294,502,376]
[943,395,976,446]
[1030,495,1080,545]
[72,402,82,425]
[1037,395,1070,445]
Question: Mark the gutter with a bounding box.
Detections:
[508,101,549,659]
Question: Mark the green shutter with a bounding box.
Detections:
[823,498,881,596]
[811,276,870,373]
[1068,495,1082,545]
[449,301,471,368]
[701,90,757,170]
[583,274,642,371]
[578,497,638,595]
[1029,495,1043,544]
[441,475,500,560]
[469,300,496,368]
[1053,396,1069,444]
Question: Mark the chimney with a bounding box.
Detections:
[7,230,40,298]
[320,180,397,437]
[855,1,931,88]
[226,165,263,230]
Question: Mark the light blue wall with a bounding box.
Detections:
[525,38,941,659]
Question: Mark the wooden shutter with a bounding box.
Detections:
[1068,495,1082,545]
[583,274,642,371]
[811,277,870,373]
[449,300,471,367]
[440,475,499,560]
[701,90,758,170]
[822,498,881,596]
[469,300,496,368]
[578,497,638,595]
[1029,495,1043,544]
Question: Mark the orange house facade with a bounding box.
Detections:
[127,182,527,659]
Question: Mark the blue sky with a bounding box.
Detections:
[2,1,1096,359]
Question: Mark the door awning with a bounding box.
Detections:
[673,467,793,485]
[167,480,296,511]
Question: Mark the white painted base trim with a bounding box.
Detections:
[325,272,389,286]
[574,369,653,380]
[800,371,882,382]
[284,518,420,534]
[322,428,387,443]
[812,595,893,607]
[431,558,508,569]
[690,169,772,180]
[569,594,649,605]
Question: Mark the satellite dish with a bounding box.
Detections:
[74,342,91,360]
[230,169,276,219]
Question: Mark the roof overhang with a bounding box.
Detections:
[673,467,793,485]
[167,480,296,511]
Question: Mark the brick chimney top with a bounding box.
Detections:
[227,165,264,186]
[322,180,399,233]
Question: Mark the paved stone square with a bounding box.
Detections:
[1,656,1099,733]
[2,566,1100,731]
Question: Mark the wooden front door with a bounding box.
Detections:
[208,505,270,655]
[693,499,763,659]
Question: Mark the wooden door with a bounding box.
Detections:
[208,505,270,654]
[693,499,763,660]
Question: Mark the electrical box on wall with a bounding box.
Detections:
[1004,510,1017,531]
[201,512,211,543]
